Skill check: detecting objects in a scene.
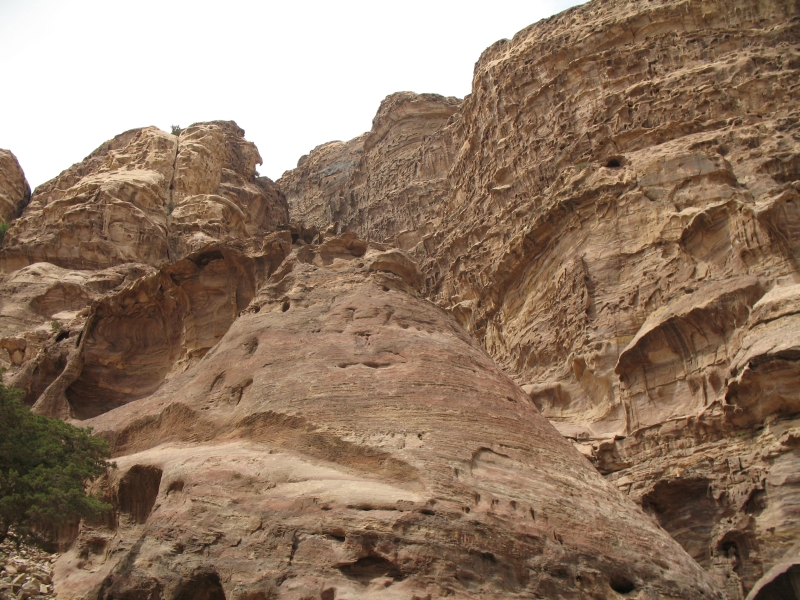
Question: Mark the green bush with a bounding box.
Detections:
[0,382,113,547]
[170,125,183,136]
[0,222,10,245]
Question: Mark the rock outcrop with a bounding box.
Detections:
[0,0,798,598]
[277,0,800,596]
[0,149,30,224]
[0,122,288,272]
[52,239,720,600]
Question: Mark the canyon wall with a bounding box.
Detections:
[277,0,800,596]
[0,0,798,598]
[0,119,723,597]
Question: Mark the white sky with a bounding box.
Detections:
[0,0,584,190]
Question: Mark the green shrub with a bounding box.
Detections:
[170,125,183,136]
[0,383,113,547]
[0,222,10,245]
[50,320,61,332]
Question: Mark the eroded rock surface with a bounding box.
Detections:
[0,149,30,224]
[53,240,721,600]
[278,0,800,595]
[0,0,796,597]
[0,122,288,272]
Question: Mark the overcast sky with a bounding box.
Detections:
[1,0,584,190]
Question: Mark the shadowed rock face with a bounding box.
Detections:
[0,121,289,272]
[277,0,800,595]
[54,241,721,600]
[0,149,31,223]
[29,236,292,421]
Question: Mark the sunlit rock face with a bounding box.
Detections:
[0,121,288,272]
[278,0,800,595]
[53,240,721,600]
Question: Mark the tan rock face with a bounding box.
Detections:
[1,0,796,597]
[0,122,288,272]
[0,149,31,223]
[0,261,155,402]
[277,0,800,595]
[278,92,460,250]
[53,240,721,600]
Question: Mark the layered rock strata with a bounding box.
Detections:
[277,0,800,595]
[52,239,720,600]
[0,122,288,272]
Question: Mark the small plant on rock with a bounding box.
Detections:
[0,221,10,245]
[170,125,183,136]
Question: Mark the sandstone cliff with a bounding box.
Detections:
[0,0,798,598]
[277,0,800,596]
[0,122,288,272]
[1,116,725,597]
[53,239,720,599]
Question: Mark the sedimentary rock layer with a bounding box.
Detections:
[53,239,721,600]
[277,0,800,595]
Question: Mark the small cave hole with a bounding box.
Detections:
[167,480,185,494]
[609,574,636,594]
[744,488,767,515]
[55,330,69,342]
[338,556,402,583]
[720,540,740,560]
[321,588,336,600]
[174,569,226,600]
[281,301,290,312]
[606,158,622,168]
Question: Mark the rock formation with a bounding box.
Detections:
[0,0,798,598]
[0,122,288,272]
[0,149,30,223]
[277,0,800,596]
[51,240,719,599]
